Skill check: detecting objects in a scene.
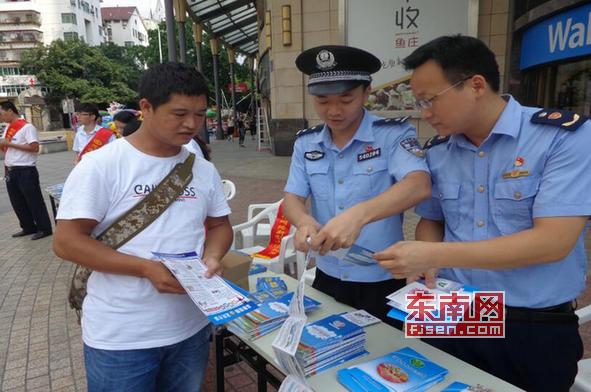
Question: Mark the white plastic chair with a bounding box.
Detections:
[221,179,236,201]
[231,200,300,276]
[239,201,276,248]
[570,305,591,391]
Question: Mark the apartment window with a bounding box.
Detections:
[124,41,133,47]
[70,0,76,5]
[63,31,78,41]
[61,13,77,25]
[122,21,128,28]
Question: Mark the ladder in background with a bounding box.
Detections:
[256,106,271,152]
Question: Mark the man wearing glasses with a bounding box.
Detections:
[73,103,115,163]
[374,35,591,391]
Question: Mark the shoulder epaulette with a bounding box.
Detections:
[531,109,589,132]
[296,124,323,138]
[373,116,410,127]
[423,135,450,150]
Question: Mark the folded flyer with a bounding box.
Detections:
[152,251,257,325]
[337,347,448,392]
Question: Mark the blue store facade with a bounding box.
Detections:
[510,0,591,115]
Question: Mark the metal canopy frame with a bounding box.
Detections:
[187,0,259,56]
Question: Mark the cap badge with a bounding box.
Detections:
[316,50,337,70]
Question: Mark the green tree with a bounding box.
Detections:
[143,22,253,97]
[20,39,137,106]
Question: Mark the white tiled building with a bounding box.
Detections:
[101,6,148,47]
[37,0,104,45]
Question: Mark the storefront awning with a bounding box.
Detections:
[187,0,259,56]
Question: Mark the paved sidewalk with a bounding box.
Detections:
[0,136,590,391]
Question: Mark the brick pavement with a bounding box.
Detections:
[0,136,590,391]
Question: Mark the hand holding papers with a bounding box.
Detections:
[152,252,257,325]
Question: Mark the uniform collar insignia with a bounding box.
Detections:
[423,134,450,150]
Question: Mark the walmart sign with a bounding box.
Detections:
[521,3,591,70]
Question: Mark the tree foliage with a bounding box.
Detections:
[20,39,138,106]
[19,21,255,109]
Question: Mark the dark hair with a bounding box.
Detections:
[76,103,99,118]
[403,35,500,92]
[0,101,19,115]
[122,118,142,136]
[113,110,137,124]
[193,134,211,161]
[138,62,209,110]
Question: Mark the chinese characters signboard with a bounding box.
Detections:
[346,0,477,111]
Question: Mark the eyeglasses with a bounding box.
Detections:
[76,112,91,117]
[414,75,473,110]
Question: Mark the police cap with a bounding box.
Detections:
[295,45,381,96]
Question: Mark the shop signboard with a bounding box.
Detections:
[521,2,591,70]
[346,0,478,112]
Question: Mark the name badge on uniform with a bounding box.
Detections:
[304,150,324,161]
[502,170,530,179]
[357,147,381,162]
[400,137,425,157]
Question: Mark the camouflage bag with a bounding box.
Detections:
[68,153,196,323]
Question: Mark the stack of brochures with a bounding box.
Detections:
[296,314,368,377]
[228,291,321,339]
[385,278,477,322]
[338,347,448,391]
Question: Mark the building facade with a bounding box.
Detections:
[37,0,104,45]
[101,6,149,47]
[258,0,512,155]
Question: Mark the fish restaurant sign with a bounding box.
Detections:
[521,3,591,70]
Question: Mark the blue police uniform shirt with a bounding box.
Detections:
[416,95,591,308]
[285,110,429,282]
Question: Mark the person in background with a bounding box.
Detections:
[113,110,139,136]
[0,101,53,240]
[237,112,246,147]
[72,103,116,163]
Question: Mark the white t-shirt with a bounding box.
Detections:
[3,122,38,167]
[184,139,205,159]
[73,124,116,153]
[57,138,231,350]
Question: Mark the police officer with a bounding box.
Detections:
[1,101,53,240]
[374,35,591,391]
[283,45,431,325]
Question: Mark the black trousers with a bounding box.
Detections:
[312,268,405,330]
[424,305,582,391]
[5,166,52,234]
[238,127,246,145]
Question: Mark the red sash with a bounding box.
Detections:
[252,203,292,259]
[1,118,27,152]
[78,128,114,159]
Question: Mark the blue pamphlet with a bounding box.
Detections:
[337,346,448,392]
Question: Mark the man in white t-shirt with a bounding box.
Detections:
[72,103,116,163]
[53,63,233,392]
[1,101,53,240]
